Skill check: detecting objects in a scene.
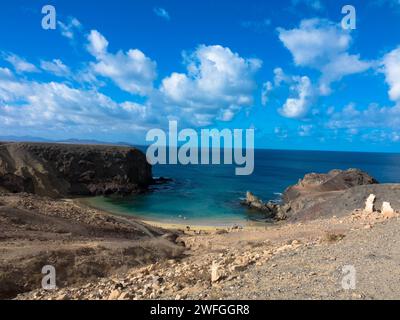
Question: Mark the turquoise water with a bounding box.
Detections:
[88,149,400,225]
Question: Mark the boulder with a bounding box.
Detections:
[382,202,395,218]
[211,261,222,283]
[365,194,376,214]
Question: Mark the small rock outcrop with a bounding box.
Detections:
[365,194,376,214]
[242,191,287,220]
[382,202,395,217]
[211,261,223,283]
[0,142,153,197]
[352,194,399,223]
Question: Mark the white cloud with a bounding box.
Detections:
[327,102,400,131]
[0,33,263,136]
[274,127,288,139]
[87,30,108,57]
[381,47,400,101]
[160,45,262,126]
[319,53,370,95]
[278,19,371,95]
[87,30,157,96]
[263,68,314,119]
[261,81,273,106]
[279,75,313,118]
[3,53,39,73]
[0,67,150,135]
[298,124,313,136]
[40,59,71,77]
[154,7,170,21]
[58,18,82,40]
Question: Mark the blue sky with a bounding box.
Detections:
[1,0,400,152]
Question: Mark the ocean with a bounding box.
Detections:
[87,149,400,226]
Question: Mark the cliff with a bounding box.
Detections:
[0,142,152,197]
[244,169,392,221]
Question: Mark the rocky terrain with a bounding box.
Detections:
[243,169,400,222]
[0,193,184,299]
[0,142,152,197]
[15,193,400,300]
[1,150,400,301]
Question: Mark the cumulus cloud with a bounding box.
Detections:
[279,75,313,118]
[381,47,400,102]
[327,102,400,131]
[325,47,400,134]
[0,27,262,137]
[87,30,157,96]
[310,45,400,141]
[40,59,71,77]
[262,68,314,119]
[160,45,262,126]
[3,53,39,73]
[278,19,371,95]
[0,67,149,135]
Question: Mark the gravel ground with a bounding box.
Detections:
[198,218,400,300]
[16,208,400,300]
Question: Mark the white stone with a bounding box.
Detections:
[382,202,394,213]
[211,261,222,283]
[365,194,376,213]
[382,202,395,218]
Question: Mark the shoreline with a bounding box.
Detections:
[75,196,275,232]
[15,190,400,300]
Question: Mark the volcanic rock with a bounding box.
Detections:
[0,142,152,197]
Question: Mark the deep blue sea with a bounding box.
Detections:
[88,149,400,226]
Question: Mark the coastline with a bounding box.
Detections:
[15,190,400,300]
[76,196,275,232]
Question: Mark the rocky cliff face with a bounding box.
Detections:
[244,169,382,221]
[0,142,153,197]
[283,169,379,203]
[281,169,380,221]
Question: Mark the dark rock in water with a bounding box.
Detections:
[241,191,287,220]
[0,142,152,198]
[153,177,174,185]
